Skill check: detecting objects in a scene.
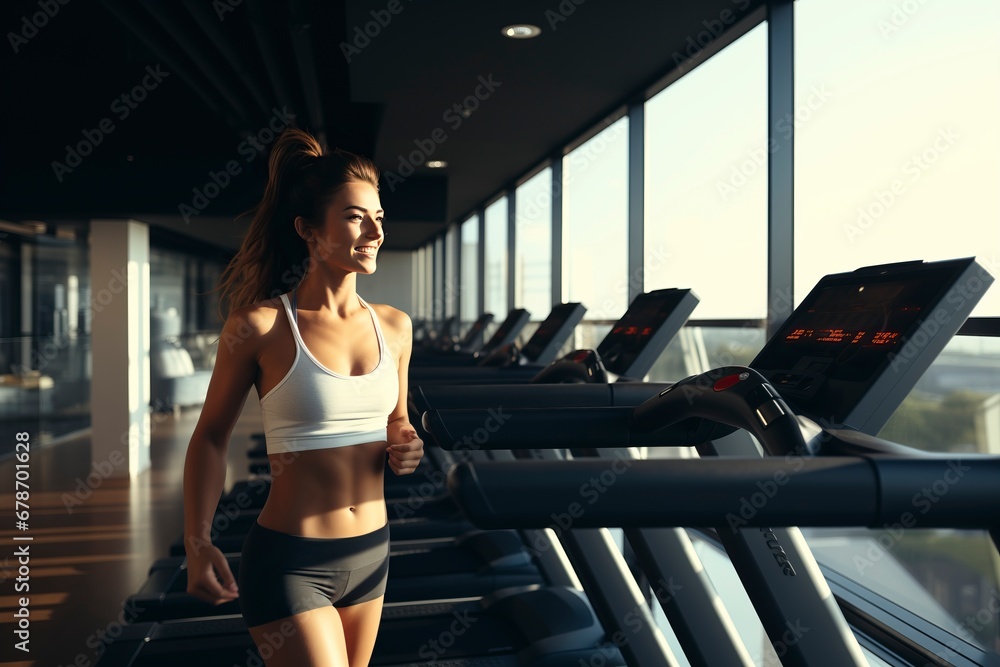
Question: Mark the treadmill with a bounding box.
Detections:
[412,312,493,359]
[410,308,531,367]
[434,257,996,667]
[141,288,700,621]
[408,301,591,383]
[102,309,642,662]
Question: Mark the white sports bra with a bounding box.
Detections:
[259,289,399,455]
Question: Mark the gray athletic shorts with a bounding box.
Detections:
[238,520,390,628]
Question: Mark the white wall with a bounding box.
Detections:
[357,250,414,315]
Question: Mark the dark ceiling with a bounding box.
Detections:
[0,0,764,253]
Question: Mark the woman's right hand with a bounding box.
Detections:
[186,543,240,605]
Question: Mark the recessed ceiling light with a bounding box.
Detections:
[502,24,541,39]
[426,160,448,168]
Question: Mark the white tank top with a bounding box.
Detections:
[259,290,399,454]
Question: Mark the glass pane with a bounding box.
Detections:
[460,214,480,326]
[645,24,768,319]
[2,238,92,443]
[794,0,1000,316]
[687,532,896,667]
[434,235,444,322]
[445,224,457,318]
[515,167,553,320]
[563,116,629,321]
[809,528,1000,655]
[414,246,425,320]
[484,196,508,319]
[424,242,433,322]
[648,325,767,383]
[806,335,1000,654]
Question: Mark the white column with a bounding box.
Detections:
[89,220,150,478]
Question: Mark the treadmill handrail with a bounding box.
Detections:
[447,455,1000,530]
[630,365,808,456]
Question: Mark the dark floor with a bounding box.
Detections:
[0,398,264,667]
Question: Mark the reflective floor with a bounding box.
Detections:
[0,399,264,667]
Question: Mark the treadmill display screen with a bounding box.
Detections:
[459,314,492,346]
[751,258,981,422]
[598,290,689,376]
[776,280,917,380]
[484,310,528,349]
[521,304,578,361]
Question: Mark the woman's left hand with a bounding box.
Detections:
[386,425,423,475]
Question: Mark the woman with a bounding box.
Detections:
[182,127,423,666]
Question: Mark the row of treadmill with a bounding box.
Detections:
[96,257,1000,666]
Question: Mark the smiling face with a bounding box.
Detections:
[302,180,384,275]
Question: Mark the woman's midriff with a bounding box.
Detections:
[255,439,388,538]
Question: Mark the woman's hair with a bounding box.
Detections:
[216,127,380,319]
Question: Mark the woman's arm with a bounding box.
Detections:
[183,305,262,601]
[382,308,423,474]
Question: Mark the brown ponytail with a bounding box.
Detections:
[216,127,380,319]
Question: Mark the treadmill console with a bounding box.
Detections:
[481,309,531,352]
[597,288,699,378]
[457,313,495,351]
[520,303,588,365]
[751,257,993,433]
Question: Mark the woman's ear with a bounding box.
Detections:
[293,215,313,244]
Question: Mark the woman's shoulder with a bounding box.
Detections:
[369,303,412,337]
[221,295,287,344]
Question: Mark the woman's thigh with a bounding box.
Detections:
[337,595,385,666]
[247,605,349,667]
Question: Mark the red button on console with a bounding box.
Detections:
[713,373,742,392]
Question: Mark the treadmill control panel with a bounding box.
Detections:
[751,257,992,430]
[520,303,586,364]
[597,288,699,378]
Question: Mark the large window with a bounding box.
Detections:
[413,246,426,320]
[514,167,553,320]
[433,235,444,322]
[794,0,1000,316]
[444,224,458,318]
[484,197,508,318]
[644,24,768,321]
[563,117,629,323]
[460,214,479,325]
[794,1,1000,655]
